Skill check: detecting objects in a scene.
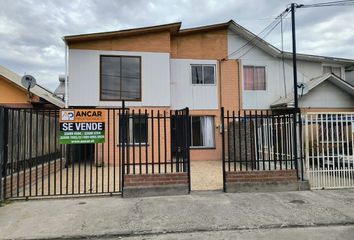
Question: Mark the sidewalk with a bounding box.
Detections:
[0,189,354,239]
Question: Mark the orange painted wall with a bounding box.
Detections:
[220,59,241,112]
[68,31,171,53]
[0,76,29,103]
[171,29,228,59]
[0,76,40,106]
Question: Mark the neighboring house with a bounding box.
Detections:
[63,20,354,162]
[0,65,65,108]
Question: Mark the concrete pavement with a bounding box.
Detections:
[0,189,354,239]
[104,225,354,240]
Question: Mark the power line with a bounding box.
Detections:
[225,8,290,60]
[299,0,354,8]
[237,10,291,59]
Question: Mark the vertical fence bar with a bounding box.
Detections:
[138,109,142,175]
[158,110,161,174]
[54,110,58,195]
[244,110,248,171]
[35,110,39,196]
[23,109,27,197]
[151,110,154,174]
[107,109,111,192]
[227,111,230,172]
[261,111,265,170]
[185,108,191,192]
[255,111,260,170]
[10,110,14,198]
[232,111,236,171]
[121,106,126,193]
[0,108,8,200]
[113,109,116,191]
[238,111,242,171]
[163,111,167,173]
[47,110,51,196]
[221,107,226,192]
[132,110,135,175]
[249,111,255,170]
[16,110,21,197]
[145,110,148,174]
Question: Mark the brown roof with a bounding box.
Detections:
[64,22,182,43]
[63,21,232,43]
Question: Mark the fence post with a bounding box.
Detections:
[184,107,191,193]
[0,108,9,201]
[121,101,126,193]
[221,107,226,192]
[298,110,304,181]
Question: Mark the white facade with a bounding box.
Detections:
[68,49,171,107]
[170,59,218,110]
[300,81,354,108]
[227,30,349,109]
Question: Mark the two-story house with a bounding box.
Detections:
[63,20,354,163]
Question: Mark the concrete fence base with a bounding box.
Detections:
[123,173,189,198]
[225,170,310,193]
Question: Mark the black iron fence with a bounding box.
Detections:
[121,108,191,175]
[221,108,299,173]
[0,107,191,199]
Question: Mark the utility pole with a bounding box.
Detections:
[291,3,298,108]
[291,3,304,181]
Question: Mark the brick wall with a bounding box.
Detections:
[3,158,65,197]
[225,169,298,183]
[124,172,188,187]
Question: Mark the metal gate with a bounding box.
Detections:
[0,107,191,199]
[303,112,354,189]
[121,108,191,191]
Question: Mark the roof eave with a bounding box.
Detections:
[64,22,182,43]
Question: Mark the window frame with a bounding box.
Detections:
[190,115,216,149]
[118,114,149,146]
[243,65,267,91]
[99,55,142,101]
[190,64,216,86]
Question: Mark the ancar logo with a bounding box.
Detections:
[61,110,74,121]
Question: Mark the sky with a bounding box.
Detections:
[1,0,354,91]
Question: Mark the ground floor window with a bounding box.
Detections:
[190,116,215,148]
[119,114,148,144]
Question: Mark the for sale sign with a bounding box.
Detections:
[59,109,106,144]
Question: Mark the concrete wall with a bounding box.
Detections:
[68,49,171,107]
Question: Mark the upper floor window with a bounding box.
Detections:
[100,55,141,101]
[243,65,266,91]
[323,66,342,78]
[191,65,215,85]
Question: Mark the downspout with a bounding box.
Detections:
[63,39,69,108]
[218,59,223,109]
[238,59,242,111]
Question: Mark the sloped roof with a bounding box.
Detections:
[64,22,182,43]
[271,73,354,108]
[227,20,354,65]
[0,65,65,108]
[64,20,354,65]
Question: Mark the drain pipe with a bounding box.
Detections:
[218,59,223,109]
[63,39,69,108]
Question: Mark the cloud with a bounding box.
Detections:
[0,0,353,90]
